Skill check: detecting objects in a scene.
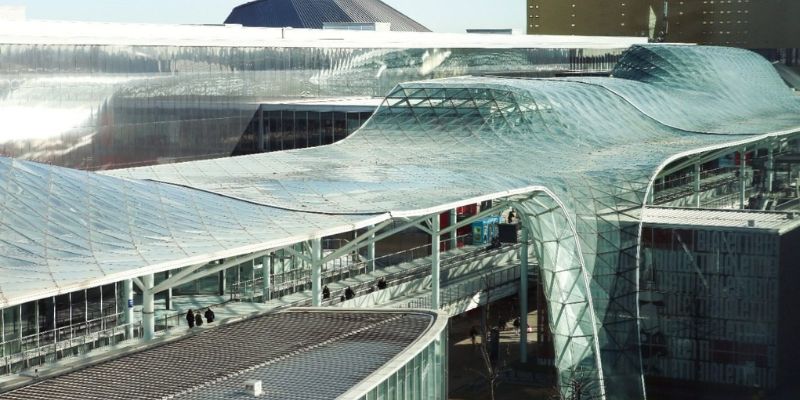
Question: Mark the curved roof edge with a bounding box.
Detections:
[333,307,449,399]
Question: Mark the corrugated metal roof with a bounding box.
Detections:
[0,310,439,400]
[642,207,800,233]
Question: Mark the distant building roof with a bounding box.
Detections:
[466,29,513,35]
[641,206,800,234]
[224,0,430,32]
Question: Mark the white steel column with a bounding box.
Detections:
[263,254,272,302]
[693,163,701,208]
[142,274,155,340]
[367,225,376,272]
[311,238,322,307]
[165,270,172,310]
[767,143,775,193]
[519,226,529,363]
[123,279,134,339]
[740,147,747,209]
[449,209,458,250]
[431,215,440,310]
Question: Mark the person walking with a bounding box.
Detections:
[513,317,520,335]
[186,309,195,328]
[469,326,478,350]
[204,307,215,323]
[195,312,203,327]
[322,285,331,300]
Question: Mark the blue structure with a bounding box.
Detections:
[471,216,501,245]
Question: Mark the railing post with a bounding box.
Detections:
[519,225,529,364]
[431,215,441,310]
[311,238,322,307]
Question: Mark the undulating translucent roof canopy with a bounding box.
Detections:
[2,44,799,399]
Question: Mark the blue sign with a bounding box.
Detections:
[127,299,134,308]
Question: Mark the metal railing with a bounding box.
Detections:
[397,264,522,310]
[1,314,140,376]
[1,235,517,377]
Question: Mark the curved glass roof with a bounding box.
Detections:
[2,43,799,398]
[2,43,797,310]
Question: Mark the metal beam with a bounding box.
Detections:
[519,226,529,363]
[413,222,433,236]
[263,255,272,302]
[132,277,145,292]
[693,163,701,208]
[740,146,747,209]
[431,215,440,310]
[449,209,458,250]
[123,279,134,339]
[311,238,322,307]
[367,225,376,272]
[142,274,155,340]
[283,246,312,264]
[767,142,775,193]
[151,251,269,294]
[320,219,395,264]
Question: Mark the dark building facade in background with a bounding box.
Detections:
[225,0,430,32]
[527,0,800,50]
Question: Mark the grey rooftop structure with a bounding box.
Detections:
[0,309,445,400]
[224,0,430,32]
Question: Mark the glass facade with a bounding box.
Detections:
[360,324,448,400]
[0,40,626,170]
[234,109,373,154]
[0,283,121,375]
[640,226,782,390]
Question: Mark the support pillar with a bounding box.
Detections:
[123,279,134,339]
[257,107,265,152]
[693,163,701,208]
[740,147,747,209]
[142,274,155,340]
[431,215,440,310]
[449,209,458,250]
[767,144,775,193]
[263,254,272,302]
[218,268,226,296]
[311,238,322,307]
[519,226,529,363]
[164,270,172,310]
[367,225,376,272]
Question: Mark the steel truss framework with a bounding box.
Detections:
[2,45,800,399]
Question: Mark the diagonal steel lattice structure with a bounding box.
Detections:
[1,44,799,399]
